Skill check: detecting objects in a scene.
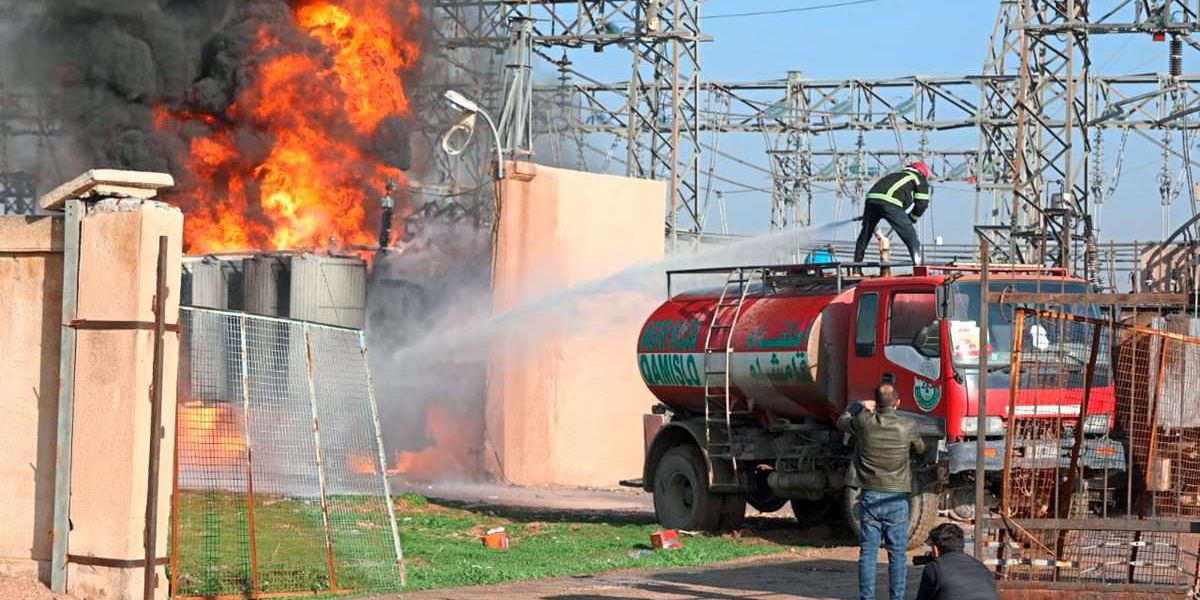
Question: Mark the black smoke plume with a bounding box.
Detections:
[8,0,415,188]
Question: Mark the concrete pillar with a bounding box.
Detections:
[66,196,183,599]
[486,161,665,487]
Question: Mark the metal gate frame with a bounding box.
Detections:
[989,306,1200,594]
[171,308,405,599]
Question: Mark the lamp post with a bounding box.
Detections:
[443,90,505,180]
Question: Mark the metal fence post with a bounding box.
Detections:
[143,236,169,600]
[1001,309,1025,516]
[1128,336,1169,584]
[358,332,406,587]
[51,198,84,593]
[975,237,990,561]
[304,324,339,592]
[1055,323,1103,575]
[238,315,261,595]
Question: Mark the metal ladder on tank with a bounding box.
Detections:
[701,267,753,491]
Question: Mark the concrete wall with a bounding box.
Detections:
[487,161,665,487]
[0,216,63,579]
[0,191,182,599]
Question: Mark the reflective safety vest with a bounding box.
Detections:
[865,168,932,217]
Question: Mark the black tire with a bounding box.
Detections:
[843,486,940,544]
[653,445,745,532]
[789,497,835,528]
[945,486,976,523]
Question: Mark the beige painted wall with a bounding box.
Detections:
[0,216,63,578]
[0,195,182,599]
[487,161,665,487]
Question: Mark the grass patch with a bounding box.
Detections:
[395,498,793,591]
[172,491,798,598]
[173,491,401,597]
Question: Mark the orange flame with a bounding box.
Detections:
[177,401,247,469]
[389,404,482,480]
[159,1,421,254]
[349,451,380,475]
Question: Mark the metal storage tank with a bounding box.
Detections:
[289,254,367,329]
[180,256,244,404]
[243,254,290,318]
[182,255,246,310]
[240,252,367,328]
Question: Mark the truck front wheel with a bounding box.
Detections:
[842,485,939,544]
[653,445,746,532]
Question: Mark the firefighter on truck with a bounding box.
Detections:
[853,161,932,267]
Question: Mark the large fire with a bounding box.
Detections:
[158,0,421,254]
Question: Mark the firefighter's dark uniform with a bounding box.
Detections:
[853,166,931,265]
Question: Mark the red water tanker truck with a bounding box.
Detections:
[637,262,1124,538]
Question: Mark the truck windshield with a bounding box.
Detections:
[947,279,1100,368]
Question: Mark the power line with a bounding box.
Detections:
[704,0,889,20]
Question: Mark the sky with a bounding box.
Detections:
[525,0,1200,245]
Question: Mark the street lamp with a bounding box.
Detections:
[442,89,505,180]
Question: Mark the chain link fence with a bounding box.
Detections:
[172,307,404,598]
[991,307,1200,589]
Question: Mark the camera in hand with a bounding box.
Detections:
[912,553,935,566]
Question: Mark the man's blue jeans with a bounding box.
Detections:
[857,489,909,600]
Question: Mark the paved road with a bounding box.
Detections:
[368,548,923,599]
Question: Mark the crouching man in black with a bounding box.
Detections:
[915,523,1000,600]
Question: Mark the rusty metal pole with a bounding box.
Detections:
[1054,323,1103,579]
[1129,336,1169,584]
[359,332,407,586]
[1002,310,1027,515]
[303,324,339,592]
[1140,337,1170,517]
[975,237,990,561]
[169,386,180,599]
[238,315,261,595]
[143,236,169,600]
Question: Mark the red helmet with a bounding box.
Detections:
[909,161,930,179]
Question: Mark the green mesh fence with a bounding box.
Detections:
[172,307,404,598]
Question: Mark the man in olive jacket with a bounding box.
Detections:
[838,383,926,600]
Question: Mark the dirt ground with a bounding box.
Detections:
[386,480,936,600]
[369,547,923,599]
[0,575,76,600]
[395,480,799,521]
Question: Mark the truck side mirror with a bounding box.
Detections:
[912,323,941,358]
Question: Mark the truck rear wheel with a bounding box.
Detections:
[842,486,939,544]
[653,445,746,532]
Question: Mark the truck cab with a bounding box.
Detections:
[845,265,1123,519]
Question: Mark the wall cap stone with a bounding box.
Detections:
[40,170,175,212]
[89,198,182,216]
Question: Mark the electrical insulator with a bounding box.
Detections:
[1171,36,1183,77]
